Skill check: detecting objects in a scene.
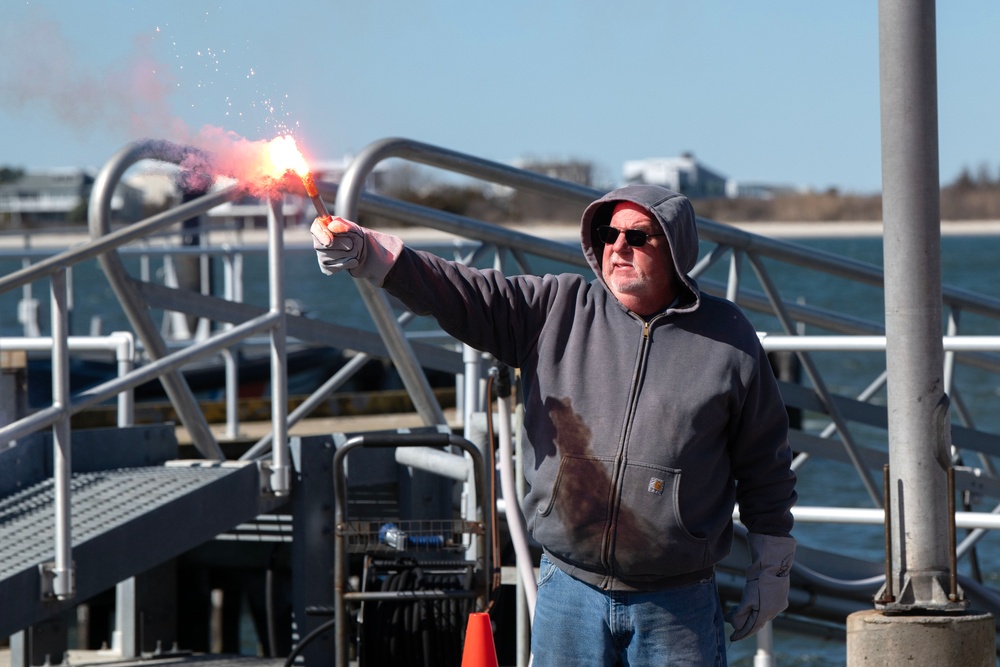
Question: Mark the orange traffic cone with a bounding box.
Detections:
[461,611,499,667]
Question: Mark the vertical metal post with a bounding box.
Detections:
[50,269,75,599]
[727,250,742,303]
[116,333,135,427]
[267,199,291,496]
[463,345,482,442]
[462,345,483,559]
[876,0,961,611]
[753,622,774,667]
[114,578,139,657]
[223,251,241,440]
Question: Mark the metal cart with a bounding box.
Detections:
[332,432,494,666]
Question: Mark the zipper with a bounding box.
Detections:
[598,313,661,589]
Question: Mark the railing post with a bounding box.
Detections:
[267,198,291,496]
[727,250,742,303]
[223,249,243,440]
[48,268,75,600]
[115,332,135,427]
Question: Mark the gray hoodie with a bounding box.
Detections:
[383,184,796,591]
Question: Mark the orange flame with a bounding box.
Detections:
[267,134,310,179]
[266,134,321,196]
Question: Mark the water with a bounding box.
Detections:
[4,231,1000,665]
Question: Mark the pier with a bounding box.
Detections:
[5,131,1000,665]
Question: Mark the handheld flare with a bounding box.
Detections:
[265,135,332,223]
[300,171,331,222]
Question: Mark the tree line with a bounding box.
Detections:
[375,163,1000,224]
[3,162,999,228]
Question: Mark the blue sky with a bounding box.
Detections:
[1,1,997,194]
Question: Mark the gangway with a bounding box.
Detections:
[4,136,1000,663]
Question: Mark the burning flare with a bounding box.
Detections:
[266,134,331,221]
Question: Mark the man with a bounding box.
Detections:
[312,184,797,666]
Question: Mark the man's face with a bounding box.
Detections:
[601,202,677,316]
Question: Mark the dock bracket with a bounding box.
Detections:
[39,560,75,601]
[257,459,291,497]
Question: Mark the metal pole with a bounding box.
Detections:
[753,622,774,667]
[727,250,742,303]
[223,251,240,440]
[876,0,961,611]
[115,332,135,427]
[267,198,291,496]
[463,345,482,442]
[50,269,75,599]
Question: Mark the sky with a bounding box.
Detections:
[1,1,997,195]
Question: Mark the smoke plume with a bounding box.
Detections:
[0,11,302,197]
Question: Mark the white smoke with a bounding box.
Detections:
[0,10,304,196]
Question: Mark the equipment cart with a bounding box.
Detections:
[331,432,494,667]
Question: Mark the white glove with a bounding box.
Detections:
[310,216,404,286]
[725,533,795,641]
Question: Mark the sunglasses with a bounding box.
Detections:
[596,225,666,248]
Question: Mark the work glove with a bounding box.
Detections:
[310,216,404,286]
[725,533,795,641]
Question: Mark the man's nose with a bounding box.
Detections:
[611,234,631,252]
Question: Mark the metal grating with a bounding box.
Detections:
[0,466,234,581]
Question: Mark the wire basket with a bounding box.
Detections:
[338,519,484,554]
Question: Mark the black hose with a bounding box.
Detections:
[357,560,478,666]
[281,617,337,667]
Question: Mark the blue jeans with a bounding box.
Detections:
[531,554,727,666]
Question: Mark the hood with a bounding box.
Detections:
[580,184,700,300]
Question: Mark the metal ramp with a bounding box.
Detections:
[0,425,282,639]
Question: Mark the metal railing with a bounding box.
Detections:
[0,141,296,600]
[5,137,1000,653]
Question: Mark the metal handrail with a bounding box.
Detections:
[7,138,1000,491]
[0,332,136,429]
[0,140,297,603]
[250,141,1000,482]
[327,137,1000,477]
[9,137,1000,636]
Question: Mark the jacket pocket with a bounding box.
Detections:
[610,462,709,577]
[532,454,615,567]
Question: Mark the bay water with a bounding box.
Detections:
[3,230,1000,665]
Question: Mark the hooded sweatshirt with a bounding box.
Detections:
[382,184,796,592]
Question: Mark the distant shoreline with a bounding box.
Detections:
[394,219,1000,242]
[724,219,1000,238]
[3,219,1000,250]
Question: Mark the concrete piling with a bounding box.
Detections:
[846,609,995,666]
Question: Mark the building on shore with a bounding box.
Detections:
[0,168,143,228]
[623,153,729,199]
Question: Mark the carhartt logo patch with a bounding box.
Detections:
[648,477,664,495]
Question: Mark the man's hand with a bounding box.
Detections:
[310,216,404,286]
[725,533,795,641]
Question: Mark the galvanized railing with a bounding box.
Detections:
[6,137,1000,532]
[0,141,295,600]
[5,137,1000,654]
